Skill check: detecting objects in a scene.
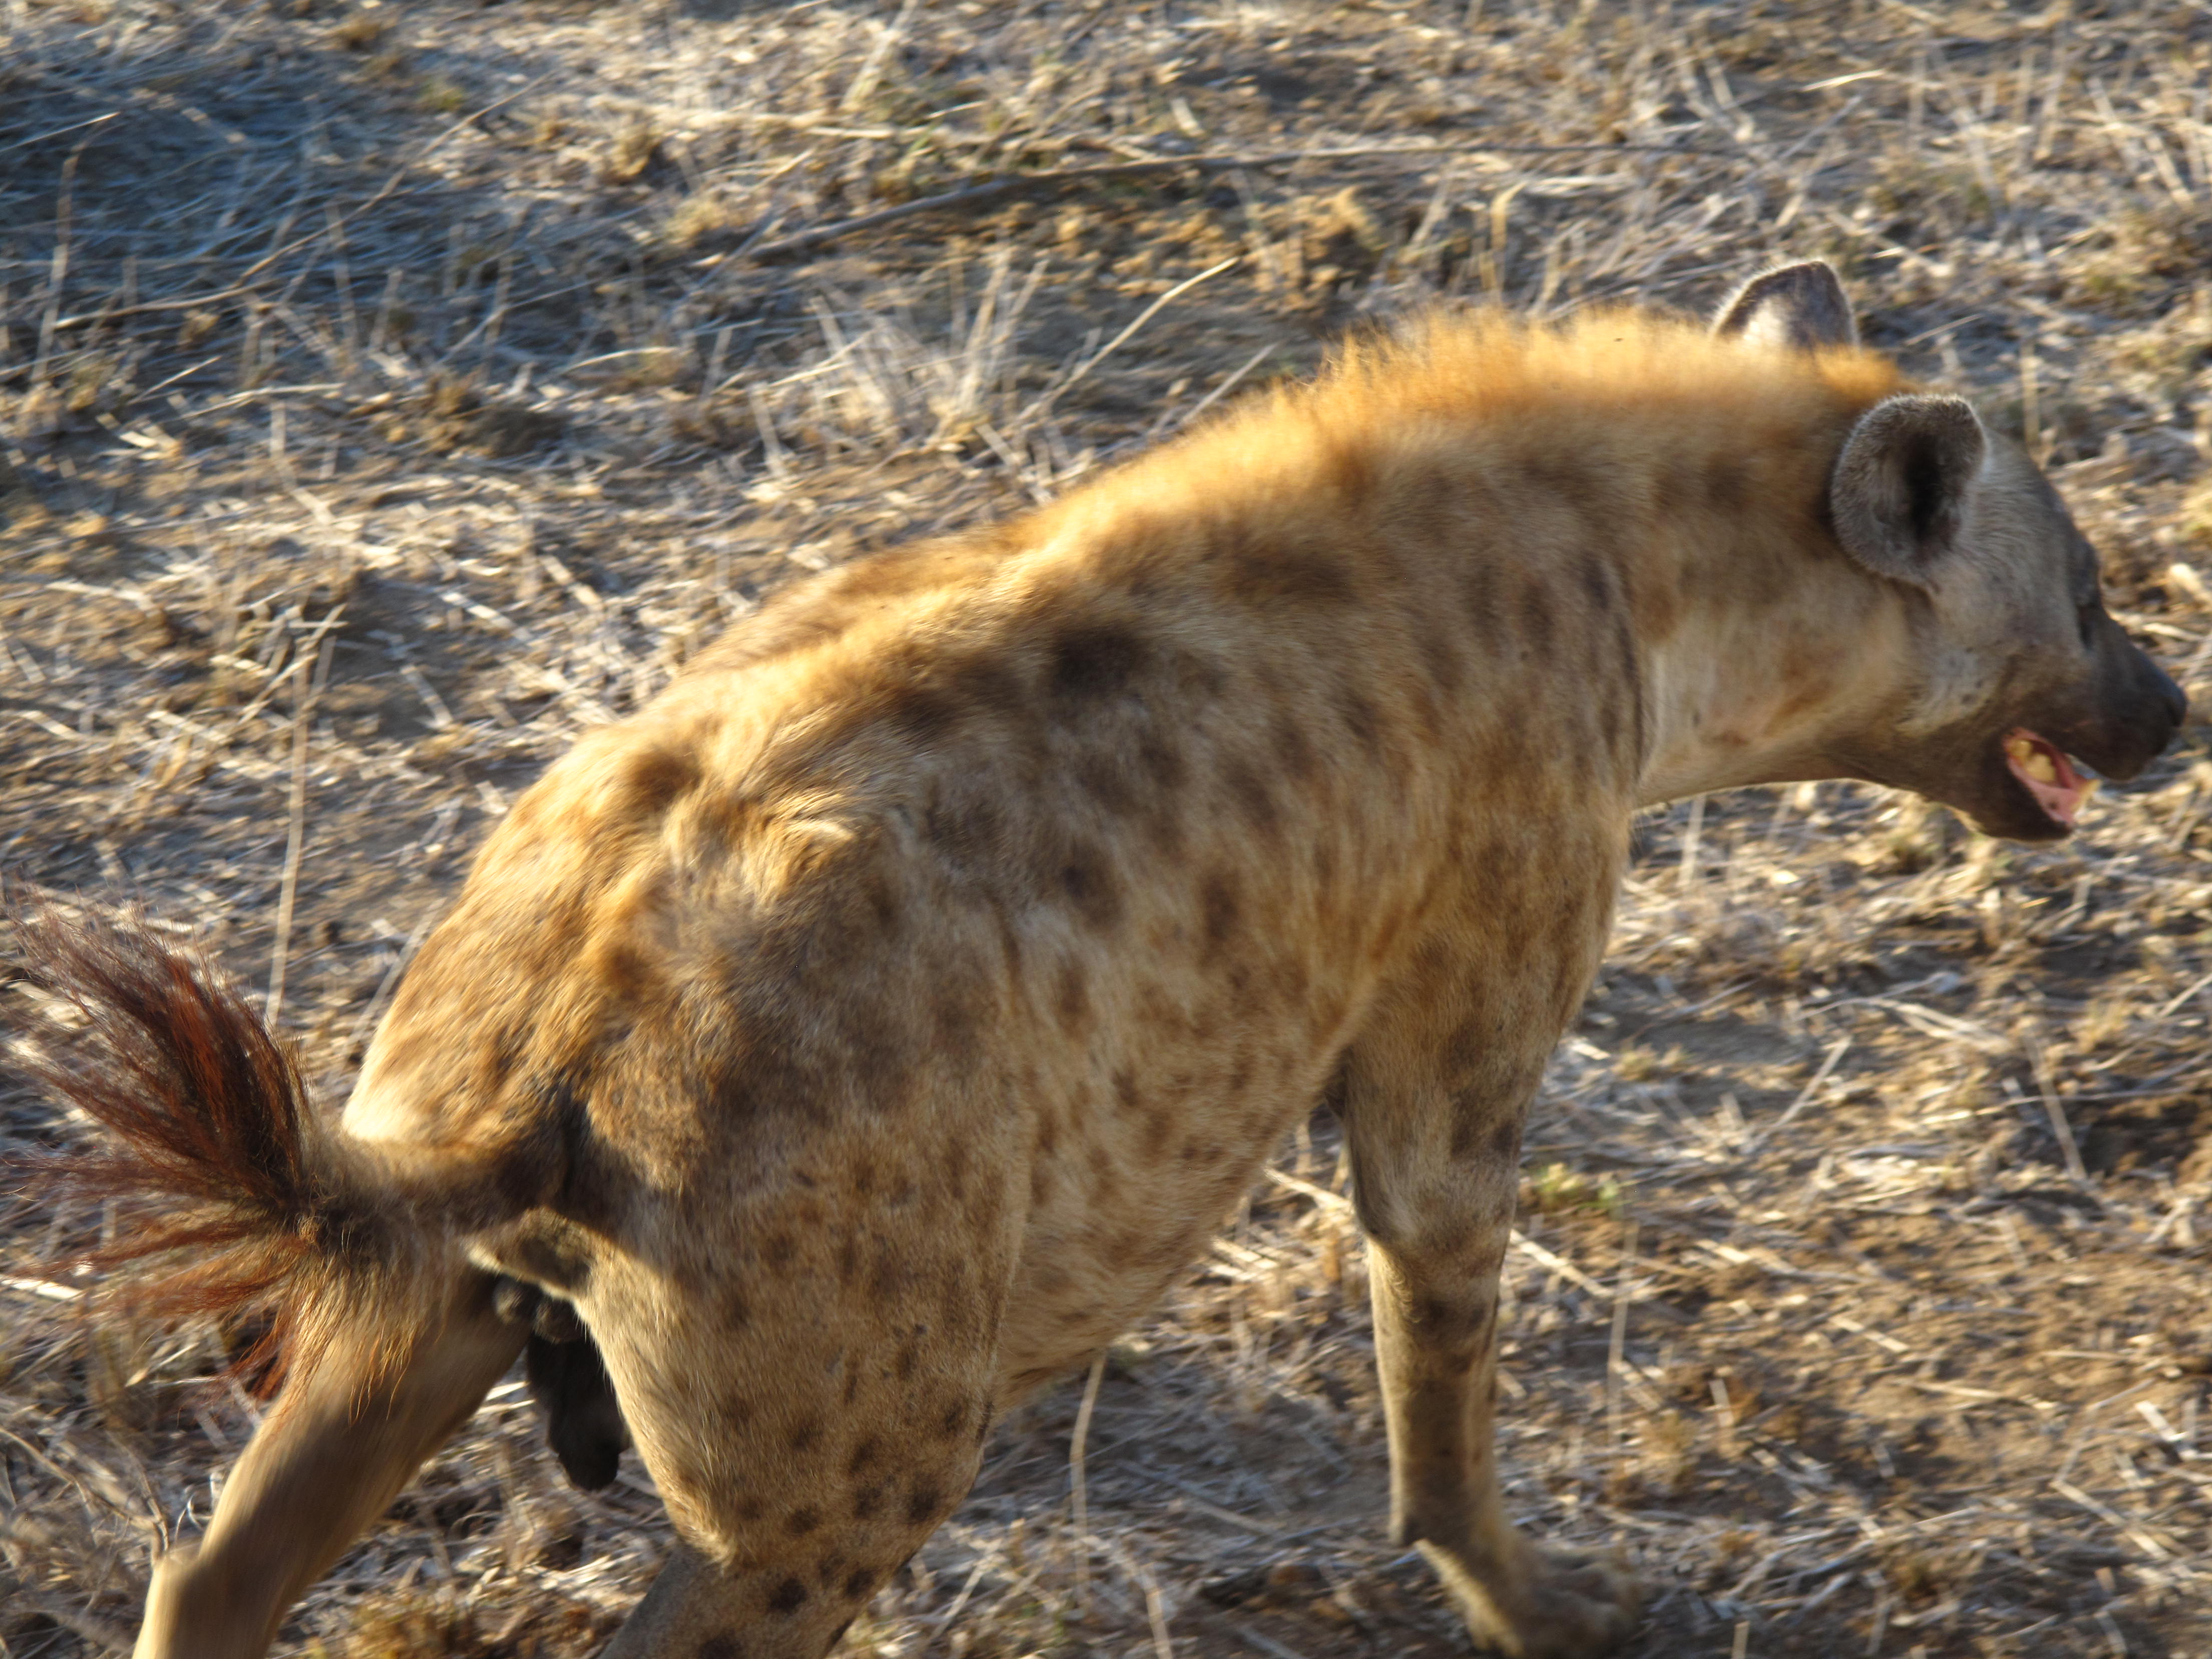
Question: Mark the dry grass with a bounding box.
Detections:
[5,1,2212,1655]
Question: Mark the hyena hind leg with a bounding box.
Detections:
[587,1264,999,1658]
[136,1270,524,1659]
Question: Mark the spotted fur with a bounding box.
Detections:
[23,264,2181,1659]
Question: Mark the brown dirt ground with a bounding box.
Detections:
[5,2,2212,1656]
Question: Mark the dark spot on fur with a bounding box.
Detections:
[696,1637,744,1659]
[941,1400,967,1438]
[907,1483,945,1525]
[930,978,983,1064]
[1488,1115,1521,1165]
[894,1340,919,1381]
[1704,456,1750,511]
[861,871,903,937]
[1057,846,1122,929]
[877,682,961,742]
[1200,872,1240,955]
[849,1436,883,1475]
[1222,759,1279,836]
[762,1233,796,1270]
[1334,688,1379,747]
[876,652,1026,744]
[767,1576,809,1615]
[1271,716,1318,782]
[787,1506,823,1536]
[1050,623,1149,703]
[1224,534,1353,607]
[1113,1069,1139,1110]
[1445,1094,1495,1160]
[870,1251,916,1300]
[790,1418,821,1454]
[1468,1296,1498,1346]
[593,939,658,1002]
[1579,551,1614,613]
[1309,840,1339,897]
[924,786,1004,871]
[1654,460,1696,513]
[624,746,700,816]
[1319,438,1374,500]
[852,1482,885,1520]
[947,652,1028,718]
[1526,451,1590,498]
[845,1565,877,1599]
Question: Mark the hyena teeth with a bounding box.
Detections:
[2006,735,2058,783]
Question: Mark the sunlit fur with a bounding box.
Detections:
[19,289,2177,1659]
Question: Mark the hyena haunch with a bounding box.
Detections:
[19,262,2182,1658]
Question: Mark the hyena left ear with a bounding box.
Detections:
[1712,261,1859,351]
[1829,394,1988,588]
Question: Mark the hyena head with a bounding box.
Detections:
[1721,262,2187,842]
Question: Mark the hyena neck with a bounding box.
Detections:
[1629,471,1909,808]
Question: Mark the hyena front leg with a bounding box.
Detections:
[1365,1231,1637,1656]
[1342,969,1639,1657]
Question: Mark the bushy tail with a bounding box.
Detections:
[9,909,554,1384]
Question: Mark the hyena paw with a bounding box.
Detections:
[1425,1538,1641,1658]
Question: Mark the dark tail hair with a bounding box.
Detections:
[9,908,555,1384]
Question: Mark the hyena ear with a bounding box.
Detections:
[1712,261,1859,351]
[1829,394,1988,587]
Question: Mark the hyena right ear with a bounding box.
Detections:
[1712,261,1859,351]
[1829,394,1988,588]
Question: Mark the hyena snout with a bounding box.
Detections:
[1985,630,2186,844]
[2056,619,2188,784]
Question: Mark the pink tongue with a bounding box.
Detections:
[2005,729,2087,826]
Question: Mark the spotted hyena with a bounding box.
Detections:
[17,263,2182,1658]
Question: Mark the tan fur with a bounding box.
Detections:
[39,268,2179,1659]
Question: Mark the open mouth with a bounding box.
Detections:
[2003,728,2097,828]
